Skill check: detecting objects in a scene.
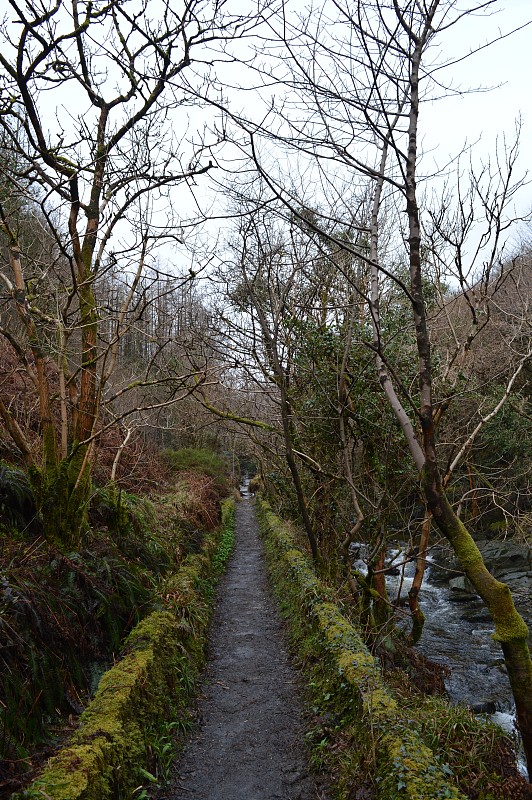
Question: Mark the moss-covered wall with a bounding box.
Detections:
[15,499,235,800]
[257,501,466,800]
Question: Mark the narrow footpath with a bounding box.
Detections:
[163,498,322,800]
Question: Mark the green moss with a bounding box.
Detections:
[29,447,93,547]
[364,687,398,719]
[16,499,236,800]
[490,583,530,642]
[378,731,463,799]
[258,500,466,800]
[31,744,108,800]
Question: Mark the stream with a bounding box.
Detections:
[370,540,531,776]
[242,477,531,776]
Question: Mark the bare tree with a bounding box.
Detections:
[214,0,532,775]
[0,0,260,545]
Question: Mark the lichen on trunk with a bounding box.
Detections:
[29,446,92,548]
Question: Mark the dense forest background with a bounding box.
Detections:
[0,0,530,792]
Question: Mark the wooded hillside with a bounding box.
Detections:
[0,0,530,792]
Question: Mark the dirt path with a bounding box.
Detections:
[162,498,322,800]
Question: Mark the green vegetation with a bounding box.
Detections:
[258,501,521,800]
[162,448,229,491]
[0,449,233,794]
[0,462,38,533]
[1,492,162,768]
[12,499,235,800]
[0,0,531,783]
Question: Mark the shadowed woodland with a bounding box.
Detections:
[0,0,531,797]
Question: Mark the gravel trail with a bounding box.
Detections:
[163,498,321,800]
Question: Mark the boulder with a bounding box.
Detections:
[449,575,476,594]
[470,700,497,715]
[426,540,531,590]
[477,540,531,575]
[496,571,532,591]
[448,590,477,603]
[459,608,492,623]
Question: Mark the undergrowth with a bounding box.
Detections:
[0,464,38,534]
[162,448,229,493]
[0,462,231,796]
[384,670,530,800]
[9,498,236,800]
[0,498,173,784]
[259,504,530,800]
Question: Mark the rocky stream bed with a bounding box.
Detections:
[379,537,532,775]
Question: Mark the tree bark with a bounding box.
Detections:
[407,510,430,645]
[400,10,532,777]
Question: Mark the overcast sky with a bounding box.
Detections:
[4,0,530,269]
[164,1,532,270]
[418,3,532,204]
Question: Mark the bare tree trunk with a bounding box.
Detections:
[367,142,425,472]
[401,13,532,776]
[338,302,364,596]
[110,426,133,484]
[278,380,319,561]
[249,261,319,560]
[408,510,431,645]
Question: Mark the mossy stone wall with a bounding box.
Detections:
[257,501,466,800]
[16,499,235,800]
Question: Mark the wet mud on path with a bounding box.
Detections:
[163,499,321,800]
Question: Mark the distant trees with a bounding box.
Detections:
[205,201,413,585]
[202,0,532,774]
[0,0,258,545]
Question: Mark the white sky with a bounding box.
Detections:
[3,1,531,270]
[191,1,532,278]
[156,1,532,270]
[411,2,532,212]
[203,2,532,203]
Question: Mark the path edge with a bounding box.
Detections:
[14,499,236,800]
[257,499,466,800]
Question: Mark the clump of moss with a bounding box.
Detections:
[258,501,525,800]
[13,499,235,800]
[387,683,529,800]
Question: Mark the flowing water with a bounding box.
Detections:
[377,545,530,776]
[382,552,512,709]
[238,489,530,776]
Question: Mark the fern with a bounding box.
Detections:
[0,463,37,531]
